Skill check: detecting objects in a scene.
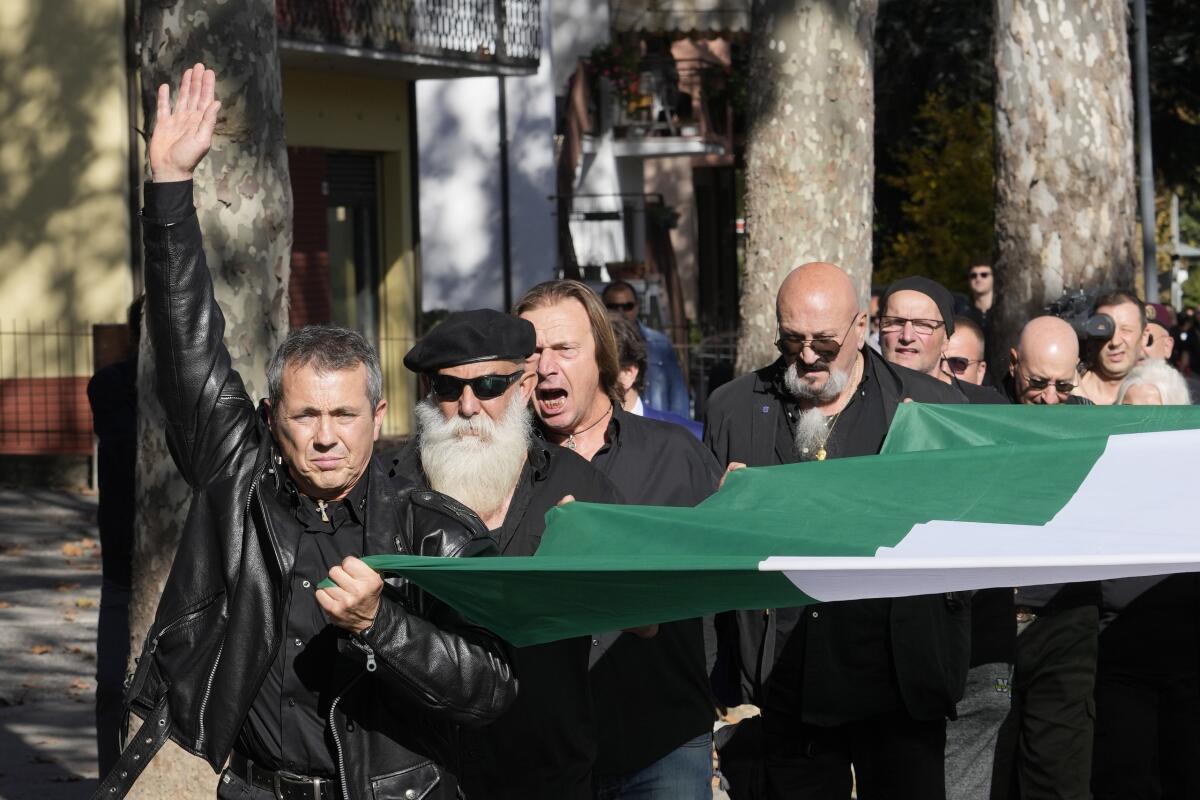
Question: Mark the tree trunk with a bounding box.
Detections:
[130,2,291,795]
[992,0,1136,364]
[737,0,878,372]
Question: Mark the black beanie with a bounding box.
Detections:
[878,276,956,337]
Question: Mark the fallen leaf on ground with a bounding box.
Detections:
[69,678,91,691]
[60,544,82,557]
[63,611,77,622]
[80,537,96,549]
[29,644,53,655]
[55,582,81,592]
[0,600,12,609]
[74,598,96,609]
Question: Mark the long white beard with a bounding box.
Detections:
[793,406,834,461]
[414,392,532,520]
[783,360,850,403]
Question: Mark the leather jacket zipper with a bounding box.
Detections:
[329,671,364,800]
[146,596,220,654]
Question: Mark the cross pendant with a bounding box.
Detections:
[316,499,330,522]
[566,435,577,451]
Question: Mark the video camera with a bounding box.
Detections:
[1045,288,1115,342]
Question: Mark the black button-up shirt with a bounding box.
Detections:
[236,474,368,776]
[588,408,722,776]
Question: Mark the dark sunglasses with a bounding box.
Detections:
[776,316,860,362]
[969,271,991,279]
[941,356,982,375]
[1020,371,1076,395]
[605,301,637,312]
[430,370,523,401]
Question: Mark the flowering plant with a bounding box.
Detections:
[585,39,640,100]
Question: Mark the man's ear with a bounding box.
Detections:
[617,364,638,392]
[979,360,988,378]
[372,399,388,442]
[1008,349,1018,377]
[518,368,537,403]
[264,399,275,434]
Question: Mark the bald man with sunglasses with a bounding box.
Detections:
[391,309,622,799]
[705,263,970,800]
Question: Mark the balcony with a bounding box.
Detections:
[579,50,737,160]
[276,0,541,79]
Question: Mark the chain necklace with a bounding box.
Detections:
[565,403,613,451]
[813,411,844,461]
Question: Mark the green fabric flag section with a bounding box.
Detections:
[325,405,1200,647]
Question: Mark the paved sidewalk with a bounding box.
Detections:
[0,488,102,799]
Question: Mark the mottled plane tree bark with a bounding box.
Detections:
[130,2,291,795]
[991,0,1136,363]
[737,0,878,371]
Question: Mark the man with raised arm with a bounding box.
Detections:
[97,64,515,800]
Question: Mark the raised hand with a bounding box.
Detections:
[149,62,221,183]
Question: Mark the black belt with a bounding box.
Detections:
[229,752,339,800]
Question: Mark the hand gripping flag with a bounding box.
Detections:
[339,404,1200,646]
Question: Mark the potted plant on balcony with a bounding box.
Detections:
[584,38,640,134]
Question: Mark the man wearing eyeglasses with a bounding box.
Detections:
[940,317,989,387]
[1140,302,1200,403]
[989,315,1097,800]
[392,308,622,799]
[602,281,691,419]
[705,262,969,800]
[878,277,1005,404]
[1004,316,1092,406]
[964,263,994,336]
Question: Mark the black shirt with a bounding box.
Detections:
[765,352,905,724]
[391,438,620,800]
[236,473,368,776]
[587,408,722,776]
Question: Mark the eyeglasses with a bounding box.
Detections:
[969,271,991,280]
[878,316,945,336]
[605,301,636,312]
[1019,370,1076,396]
[430,370,523,401]
[941,356,982,375]
[776,315,860,362]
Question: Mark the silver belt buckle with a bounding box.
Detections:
[273,770,323,800]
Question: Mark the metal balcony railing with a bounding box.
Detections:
[277,0,541,76]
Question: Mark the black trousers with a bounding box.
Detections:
[763,711,946,800]
[991,605,1097,800]
[1092,666,1200,799]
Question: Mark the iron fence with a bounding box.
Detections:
[0,321,94,456]
[277,0,541,71]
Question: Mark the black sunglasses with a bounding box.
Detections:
[606,301,637,312]
[942,356,982,375]
[969,270,991,279]
[776,315,860,362]
[430,370,523,401]
[1019,370,1076,395]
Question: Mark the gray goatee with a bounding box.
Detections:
[415,391,532,520]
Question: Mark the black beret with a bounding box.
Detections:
[403,309,535,373]
[879,276,956,337]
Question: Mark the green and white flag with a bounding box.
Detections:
[352,404,1200,646]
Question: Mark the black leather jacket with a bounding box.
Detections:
[107,181,517,800]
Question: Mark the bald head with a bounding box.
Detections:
[777,262,860,325]
[1012,316,1081,404]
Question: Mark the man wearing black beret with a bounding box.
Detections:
[392,308,623,799]
[878,276,1006,404]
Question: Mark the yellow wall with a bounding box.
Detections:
[0,0,132,375]
[282,68,418,437]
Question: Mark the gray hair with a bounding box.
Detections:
[267,325,383,411]
[1115,359,1192,405]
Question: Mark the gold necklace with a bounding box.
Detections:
[814,411,844,461]
[565,404,613,451]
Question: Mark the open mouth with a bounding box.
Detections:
[536,388,568,415]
